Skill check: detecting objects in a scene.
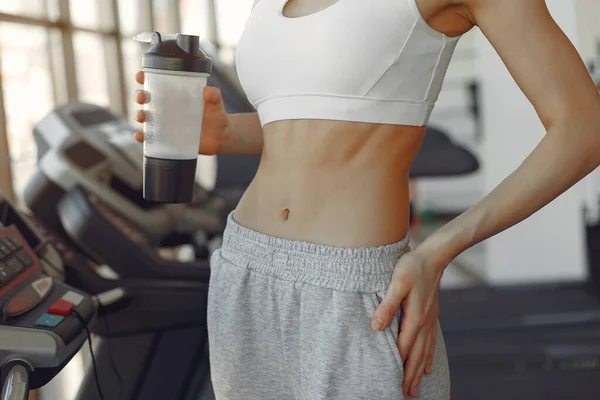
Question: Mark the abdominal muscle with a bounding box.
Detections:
[233,119,426,248]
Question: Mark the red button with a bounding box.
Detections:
[48,299,74,316]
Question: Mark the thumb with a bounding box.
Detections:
[371,277,410,331]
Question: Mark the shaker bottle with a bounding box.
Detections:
[138,31,212,203]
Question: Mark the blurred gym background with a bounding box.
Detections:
[0,0,600,399]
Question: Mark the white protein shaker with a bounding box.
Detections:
[138,31,212,203]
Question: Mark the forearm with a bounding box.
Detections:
[419,116,600,269]
[219,112,264,155]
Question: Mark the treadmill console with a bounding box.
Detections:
[33,103,137,166]
[0,194,96,394]
[27,103,225,250]
[70,107,118,129]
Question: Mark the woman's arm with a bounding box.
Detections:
[373,0,600,396]
[219,112,264,155]
[418,0,600,267]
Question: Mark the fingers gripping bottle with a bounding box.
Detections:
[140,32,212,203]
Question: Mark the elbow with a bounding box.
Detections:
[549,102,600,171]
[577,114,600,173]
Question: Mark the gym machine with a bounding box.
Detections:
[26,43,256,256]
[56,185,214,400]
[0,192,96,400]
[9,180,214,400]
[26,105,224,254]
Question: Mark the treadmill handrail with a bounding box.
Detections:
[1,364,29,400]
[57,186,210,282]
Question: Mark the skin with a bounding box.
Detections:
[133,0,600,397]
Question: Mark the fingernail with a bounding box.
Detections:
[371,316,384,331]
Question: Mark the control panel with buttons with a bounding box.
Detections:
[0,226,40,296]
[0,199,97,392]
[0,226,95,343]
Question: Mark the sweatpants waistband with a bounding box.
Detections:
[219,212,410,293]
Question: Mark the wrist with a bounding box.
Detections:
[413,222,471,273]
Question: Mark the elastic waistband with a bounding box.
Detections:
[219,212,410,292]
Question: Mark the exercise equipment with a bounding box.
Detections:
[26,41,255,254]
[0,192,96,400]
[55,185,213,400]
[410,126,479,178]
[26,104,223,252]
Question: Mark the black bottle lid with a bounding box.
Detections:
[141,32,212,74]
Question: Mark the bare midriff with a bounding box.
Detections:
[234,119,426,248]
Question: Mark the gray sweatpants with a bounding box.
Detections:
[207,213,450,399]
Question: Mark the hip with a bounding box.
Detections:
[207,217,450,399]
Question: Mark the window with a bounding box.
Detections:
[152,0,172,33]
[118,0,152,36]
[180,0,210,39]
[215,0,254,48]
[0,0,251,201]
[0,0,49,19]
[122,39,144,124]
[73,32,111,107]
[0,23,54,202]
[69,0,113,30]
[214,0,254,65]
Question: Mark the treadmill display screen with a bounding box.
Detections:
[71,108,116,127]
[64,141,107,170]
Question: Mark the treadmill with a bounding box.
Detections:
[0,192,96,400]
[54,185,214,400]
[26,105,224,251]
[7,182,214,400]
[26,42,255,252]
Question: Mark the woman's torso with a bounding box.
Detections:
[234,0,471,247]
[235,120,424,247]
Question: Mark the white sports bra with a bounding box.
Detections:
[235,0,462,127]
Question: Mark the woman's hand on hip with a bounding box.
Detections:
[371,249,444,398]
[132,71,229,155]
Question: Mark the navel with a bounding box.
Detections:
[282,208,290,221]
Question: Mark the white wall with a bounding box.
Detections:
[477,0,589,284]
[416,29,484,213]
[574,0,600,62]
